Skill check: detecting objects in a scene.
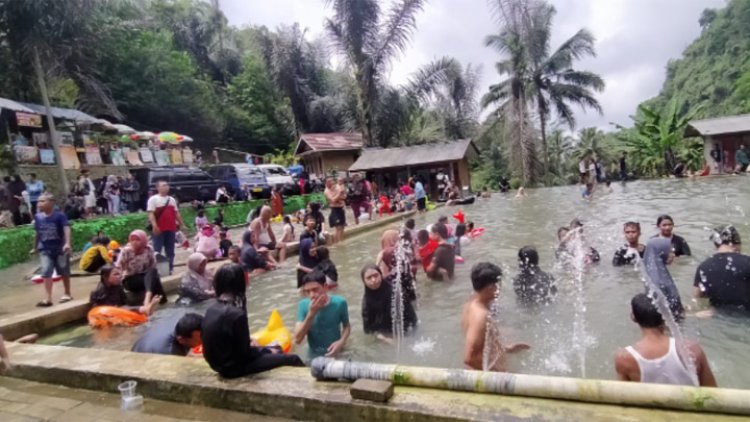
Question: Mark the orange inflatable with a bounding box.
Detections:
[87,306,147,328]
[453,210,465,223]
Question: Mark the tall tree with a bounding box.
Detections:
[324,0,425,146]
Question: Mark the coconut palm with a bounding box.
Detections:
[324,0,425,147]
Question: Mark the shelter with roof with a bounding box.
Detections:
[294,133,363,178]
[687,114,750,174]
[348,139,479,198]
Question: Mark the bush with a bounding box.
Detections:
[0,193,326,270]
[510,178,522,190]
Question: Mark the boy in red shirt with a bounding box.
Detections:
[417,229,439,272]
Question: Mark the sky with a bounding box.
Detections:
[219,0,727,133]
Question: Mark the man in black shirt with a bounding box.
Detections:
[132,313,203,356]
[694,226,750,311]
[613,222,645,266]
[426,222,455,280]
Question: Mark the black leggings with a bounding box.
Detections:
[122,268,166,303]
[220,349,305,379]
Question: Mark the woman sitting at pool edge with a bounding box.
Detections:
[89,265,161,316]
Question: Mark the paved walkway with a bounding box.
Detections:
[0,207,396,317]
[0,376,287,422]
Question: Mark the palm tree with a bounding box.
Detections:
[547,128,574,176]
[0,0,126,195]
[324,0,425,146]
[482,0,604,183]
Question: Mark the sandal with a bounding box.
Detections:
[59,295,73,303]
[36,300,53,307]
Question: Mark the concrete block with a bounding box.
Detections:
[350,379,393,403]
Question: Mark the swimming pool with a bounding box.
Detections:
[39,177,750,389]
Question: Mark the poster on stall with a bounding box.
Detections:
[54,131,75,145]
[126,149,143,166]
[154,150,170,166]
[59,145,80,169]
[170,148,183,164]
[13,146,38,163]
[16,112,43,128]
[182,148,193,164]
[85,146,103,165]
[139,147,154,163]
[39,149,55,164]
[110,149,126,166]
[32,132,49,146]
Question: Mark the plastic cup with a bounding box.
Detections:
[117,380,137,398]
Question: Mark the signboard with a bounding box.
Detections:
[139,147,154,163]
[59,145,80,169]
[126,149,143,166]
[154,150,170,166]
[110,149,126,166]
[13,146,39,163]
[16,112,43,128]
[182,148,193,164]
[170,148,183,164]
[85,146,103,165]
[39,149,55,164]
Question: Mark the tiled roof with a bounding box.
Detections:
[349,139,478,171]
[295,132,363,155]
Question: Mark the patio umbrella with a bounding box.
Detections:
[158,131,181,144]
[112,123,136,135]
[180,135,193,143]
[138,131,156,140]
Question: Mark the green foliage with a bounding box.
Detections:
[643,0,750,118]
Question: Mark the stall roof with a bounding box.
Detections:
[686,114,750,137]
[17,101,101,124]
[294,132,363,156]
[349,139,478,172]
[0,97,36,114]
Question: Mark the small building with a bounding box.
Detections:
[348,139,479,198]
[687,114,750,173]
[294,133,363,178]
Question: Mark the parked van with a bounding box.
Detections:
[130,166,222,205]
[206,163,271,199]
[257,164,298,195]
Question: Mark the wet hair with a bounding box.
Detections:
[631,293,664,328]
[303,269,326,285]
[569,219,583,229]
[360,263,382,282]
[316,246,330,261]
[100,265,115,285]
[455,223,466,238]
[95,236,111,246]
[213,264,247,302]
[711,225,741,246]
[431,222,449,240]
[624,221,640,231]
[471,262,502,292]
[467,221,475,231]
[405,218,415,230]
[175,313,203,338]
[557,226,570,240]
[309,201,321,214]
[656,215,673,226]
[518,246,539,269]
[417,229,429,245]
[438,215,448,224]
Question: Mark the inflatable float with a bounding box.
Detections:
[468,227,485,239]
[87,306,147,328]
[453,196,476,205]
[452,210,465,223]
[30,271,63,284]
[252,309,293,353]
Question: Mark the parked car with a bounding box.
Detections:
[257,164,300,196]
[206,163,271,199]
[130,166,223,205]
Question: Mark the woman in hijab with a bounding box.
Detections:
[360,264,416,343]
[643,237,684,320]
[116,230,167,307]
[177,253,215,305]
[376,229,400,276]
[296,238,318,288]
[377,229,418,306]
[240,230,271,275]
[201,264,304,378]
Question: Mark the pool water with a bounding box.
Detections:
[40,177,750,388]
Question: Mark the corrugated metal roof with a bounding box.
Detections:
[687,114,750,137]
[0,97,36,113]
[295,132,363,155]
[349,139,478,171]
[17,101,100,123]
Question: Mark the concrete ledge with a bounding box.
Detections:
[4,343,743,422]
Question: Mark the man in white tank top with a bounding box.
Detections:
[614,293,717,387]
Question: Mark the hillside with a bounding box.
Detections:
[642,0,750,118]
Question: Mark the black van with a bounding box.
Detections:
[130,166,223,205]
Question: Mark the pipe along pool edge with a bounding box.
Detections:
[311,357,750,416]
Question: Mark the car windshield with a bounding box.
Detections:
[263,167,288,176]
[238,167,263,176]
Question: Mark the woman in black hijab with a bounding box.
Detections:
[360,264,416,343]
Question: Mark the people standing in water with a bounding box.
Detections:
[462,262,530,371]
[513,246,556,304]
[614,293,716,386]
[324,177,347,244]
[201,264,304,378]
[414,176,427,214]
[294,270,351,358]
[613,222,645,266]
[619,151,628,181]
[360,264,417,344]
[498,177,510,193]
[313,246,338,289]
[694,225,750,312]
[643,237,684,320]
[132,313,203,356]
[425,223,455,281]
[555,220,600,264]
[735,144,749,173]
[655,215,691,257]
[296,238,318,288]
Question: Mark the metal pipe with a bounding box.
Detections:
[311,358,750,415]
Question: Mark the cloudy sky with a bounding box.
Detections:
[220,0,726,132]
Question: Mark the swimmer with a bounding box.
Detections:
[462,262,529,371]
[614,293,716,386]
[613,222,645,266]
[555,221,600,264]
[227,245,241,265]
[515,187,527,198]
[693,225,750,314]
[513,246,556,304]
[581,182,594,200]
[426,223,455,281]
[655,215,691,257]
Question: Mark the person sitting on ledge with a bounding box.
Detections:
[79,236,112,273]
[89,265,161,316]
[201,264,304,378]
[132,313,203,356]
[116,230,167,307]
[614,293,716,387]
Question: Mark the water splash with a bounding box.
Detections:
[391,227,418,359]
[566,228,590,377]
[411,337,436,356]
[482,283,503,371]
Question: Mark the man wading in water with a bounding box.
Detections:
[462,262,529,371]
